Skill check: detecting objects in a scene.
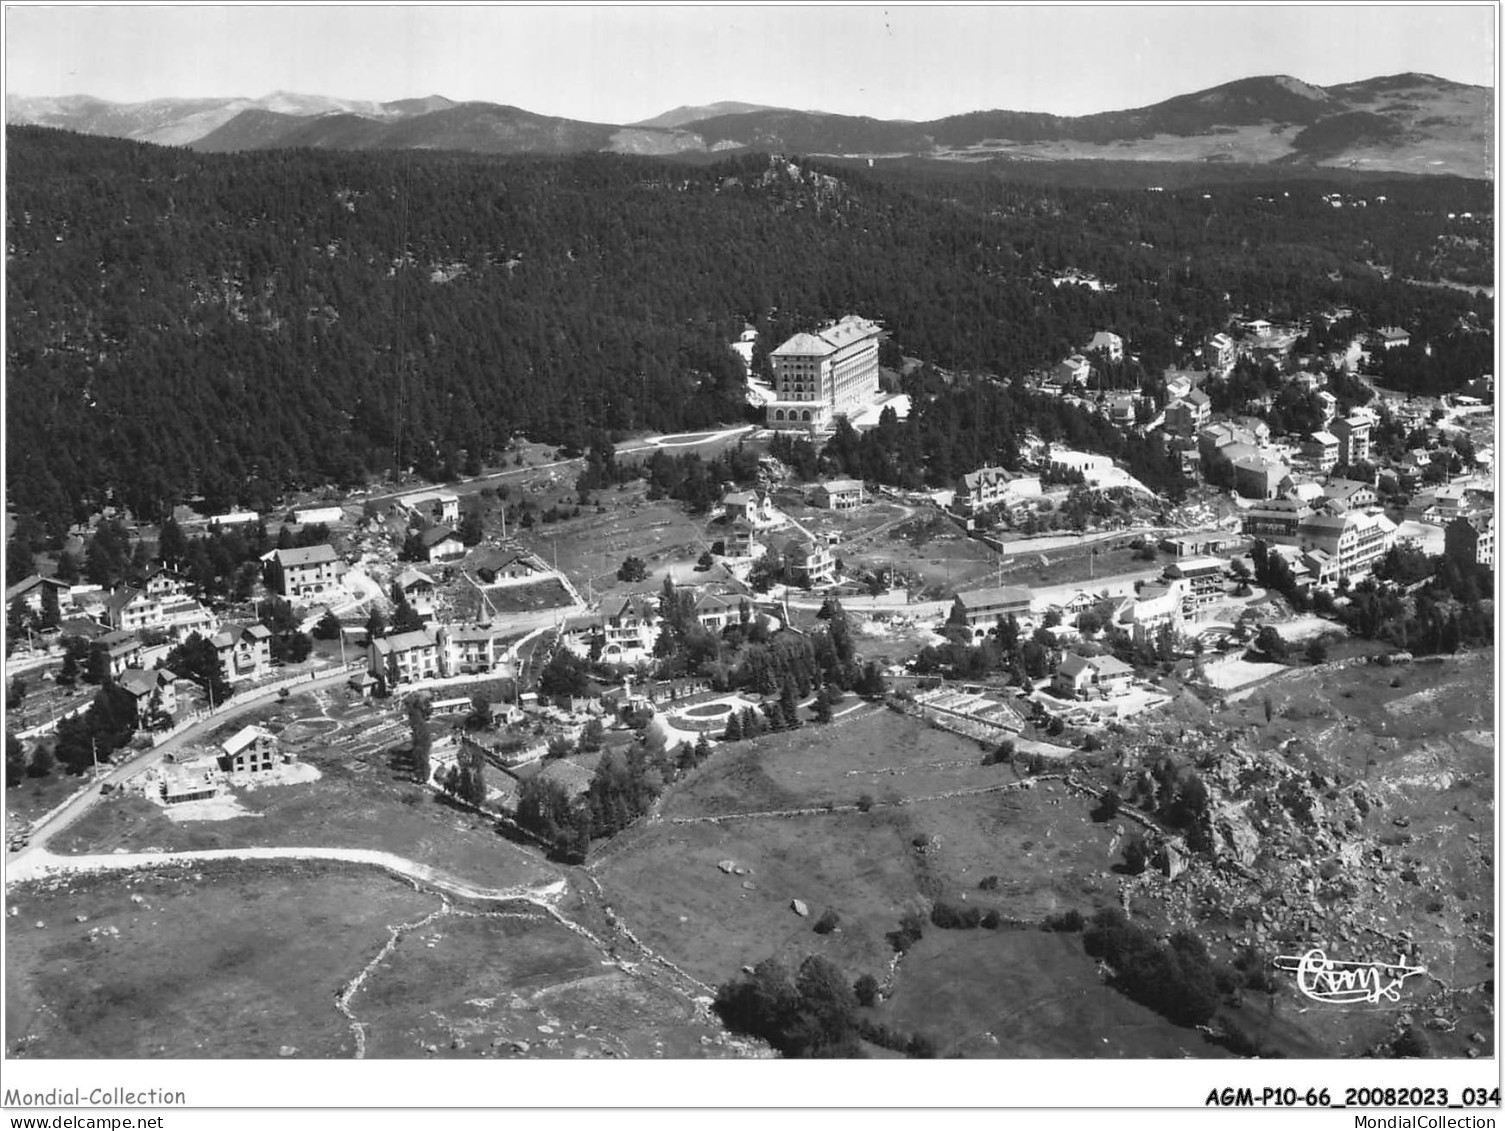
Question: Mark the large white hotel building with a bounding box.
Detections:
[765,315,882,431]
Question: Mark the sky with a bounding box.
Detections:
[3,4,1497,122]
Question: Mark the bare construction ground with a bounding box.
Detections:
[51,692,557,893]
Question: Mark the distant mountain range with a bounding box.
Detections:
[6,73,1492,176]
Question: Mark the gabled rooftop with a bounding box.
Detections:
[118,667,174,696]
[1057,653,1093,678]
[222,724,274,758]
[3,574,70,603]
[104,586,149,615]
[957,585,1032,609]
[372,628,438,655]
[100,629,141,653]
[272,544,339,567]
[395,567,434,591]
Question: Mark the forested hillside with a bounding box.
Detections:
[6,126,1491,530]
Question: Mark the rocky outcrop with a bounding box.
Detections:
[1210,801,1260,868]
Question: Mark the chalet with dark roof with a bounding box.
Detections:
[4,575,73,617]
[418,525,466,563]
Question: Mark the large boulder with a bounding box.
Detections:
[1156,841,1189,881]
[1212,801,1260,867]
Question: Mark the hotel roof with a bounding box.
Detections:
[771,332,838,358]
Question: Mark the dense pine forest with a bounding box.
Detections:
[6,126,1491,531]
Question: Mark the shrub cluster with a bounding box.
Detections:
[886,912,926,954]
[1082,908,1221,1027]
[1042,909,1085,933]
[929,900,1008,931]
[714,955,936,1058]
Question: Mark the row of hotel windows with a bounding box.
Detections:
[772,409,817,422]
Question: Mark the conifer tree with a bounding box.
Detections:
[813,688,833,724]
[407,698,432,785]
[365,606,388,641]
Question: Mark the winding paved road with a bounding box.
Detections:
[7,665,368,864]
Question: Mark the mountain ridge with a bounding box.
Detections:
[6,73,1491,176]
[631,101,782,129]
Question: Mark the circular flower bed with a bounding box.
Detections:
[669,697,750,733]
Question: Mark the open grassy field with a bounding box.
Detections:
[766,494,912,548]
[598,711,1128,991]
[5,860,435,1058]
[879,928,1234,1059]
[595,646,1495,1058]
[662,705,1011,817]
[50,692,559,892]
[835,513,1001,598]
[7,766,94,829]
[353,908,733,1058]
[515,484,715,599]
[594,808,933,987]
[6,858,741,1059]
[473,577,573,615]
[992,542,1167,591]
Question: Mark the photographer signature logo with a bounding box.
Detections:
[1273,949,1427,1004]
